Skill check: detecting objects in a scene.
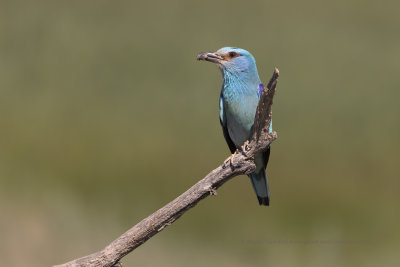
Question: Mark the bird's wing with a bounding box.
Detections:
[219,93,236,154]
[263,146,271,167]
[257,83,264,98]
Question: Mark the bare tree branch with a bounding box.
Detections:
[54,68,279,267]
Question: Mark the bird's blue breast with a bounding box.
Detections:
[222,82,260,147]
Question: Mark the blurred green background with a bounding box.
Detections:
[1,0,399,266]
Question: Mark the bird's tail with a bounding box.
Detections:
[249,170,270,206]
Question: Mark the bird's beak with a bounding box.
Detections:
[196,52,223,64]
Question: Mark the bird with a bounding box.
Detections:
[197,47,272,206]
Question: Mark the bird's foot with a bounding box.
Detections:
[241,140,251,153]
[223,150,238,169]
[222,141,253,169]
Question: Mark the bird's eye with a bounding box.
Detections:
[229,52,238,58]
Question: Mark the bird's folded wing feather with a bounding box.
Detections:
[219,93,236,154]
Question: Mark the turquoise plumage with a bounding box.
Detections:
[197,47,272,206]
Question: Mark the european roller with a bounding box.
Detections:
[197,47,272,206]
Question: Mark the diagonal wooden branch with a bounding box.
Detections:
[54,68,279,267]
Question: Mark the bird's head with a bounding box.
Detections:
[197,47,260,85]
[197,47,258,74]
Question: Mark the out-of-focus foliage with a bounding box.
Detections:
[1,0,399,266]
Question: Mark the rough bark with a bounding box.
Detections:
[54,68,279,267]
